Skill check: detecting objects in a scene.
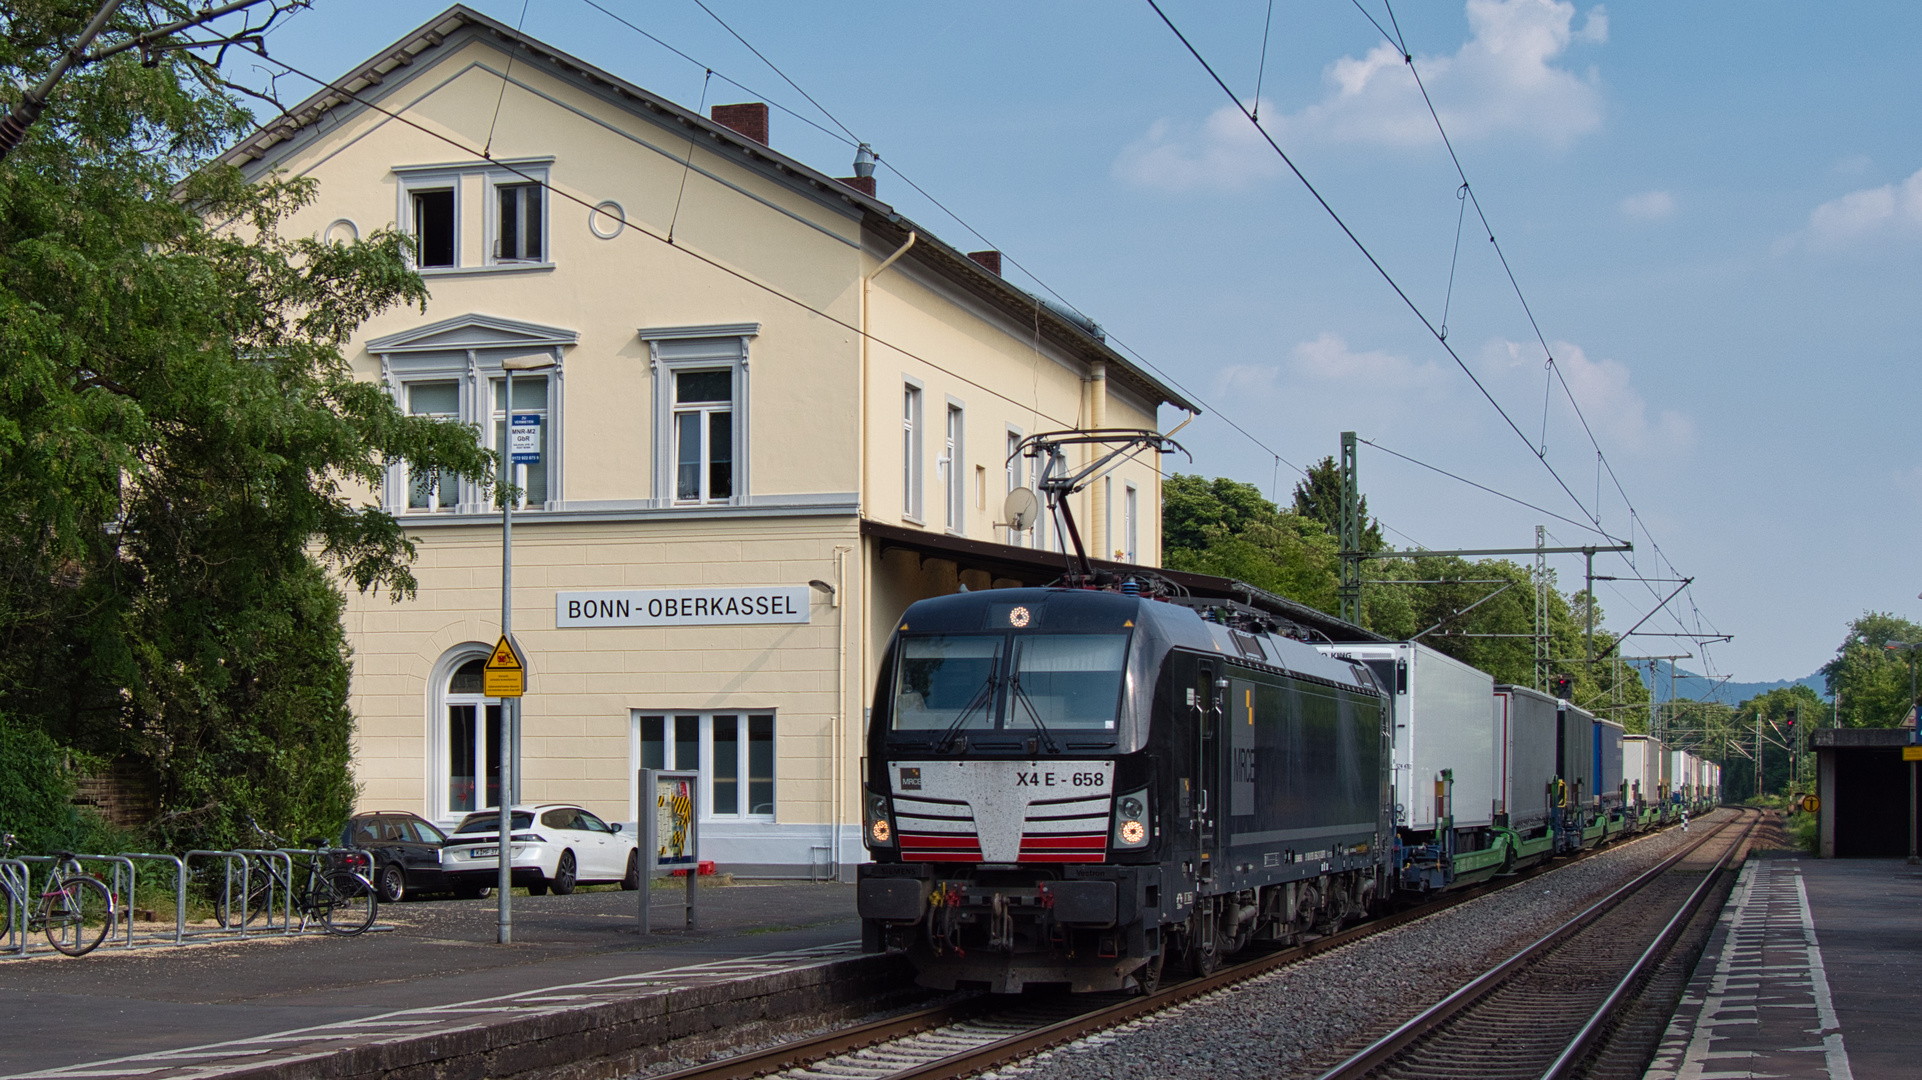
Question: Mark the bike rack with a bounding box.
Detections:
[65,855,134,949]
[0,845,387,957]
[182,850,249,941]
[0,859,27,958]
[117,853,189,947]
[235,849,297,933]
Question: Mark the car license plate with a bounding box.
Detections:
[470,847,497,858]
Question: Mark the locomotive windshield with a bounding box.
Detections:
[891,631,1131,739]
[893,634,1003,731]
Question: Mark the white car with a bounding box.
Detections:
[442,804,639,895]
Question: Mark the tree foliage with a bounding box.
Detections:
[1161,473,1648,718]
[1820,612,1922,728]
[1291,455,1384,552]
[0,3,495,850]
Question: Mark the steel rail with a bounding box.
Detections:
[1537,811,1756,1080]
[653,814,1711,1080]
[1312,809,1756,1080]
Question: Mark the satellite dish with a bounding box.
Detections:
[1003,487,1039,531]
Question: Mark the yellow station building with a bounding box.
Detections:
[225,5,1209,875]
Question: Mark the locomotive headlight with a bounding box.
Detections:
[864,791,896,850]
[1113,788,1151,849]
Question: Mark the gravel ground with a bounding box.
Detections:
[993,809,1738,1080]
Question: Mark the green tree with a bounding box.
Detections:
[0,4,495,850]
[1715,685,1824,800]
[1160,474,1648,719]
[1291,455,1384,552]
[1822,612,1922,728]
[1162,475,1342,611]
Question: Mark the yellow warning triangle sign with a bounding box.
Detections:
[485,635,524,671]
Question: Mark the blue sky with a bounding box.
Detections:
[239,1,1922,685]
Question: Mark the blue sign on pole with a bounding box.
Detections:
[509,414,541,465]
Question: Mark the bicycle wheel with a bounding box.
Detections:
[1,883,13,941]
[315,872,376,936]
[215,882,273,928]
[43,876,112,957]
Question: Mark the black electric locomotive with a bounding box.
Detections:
[856,585,1389,993]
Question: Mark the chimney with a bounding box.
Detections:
[710,102,768,144]
[835,143,878,197]
[967,250,1002,276]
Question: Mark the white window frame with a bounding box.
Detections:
[645,325,756,507]
[484,166,552,267]
[380,345,568,515]
[942,398,965,535]
[1104,475,1114,560]
[902,379,924,523]
[631,709,776,823]
[428,645,501,823]
[487,373,553,511]
[393,158,555,275]
[402,379,463,513]
[398,169,460,271]
[1005,425,1026,546]
[1124,482,1139,563]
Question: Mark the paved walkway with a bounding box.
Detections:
[0,881,862,1077]
[1645,853,1922,1080]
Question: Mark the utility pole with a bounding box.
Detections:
[1535,526,1549,692]
[1755,705,1763,801]
[1338,432,1361,625]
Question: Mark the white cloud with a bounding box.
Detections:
[1619,190,1674,220]
[1485,339,1692,452]
[1806,167,1922,246]
[1117,1,1606,191]
[1112,102,1283,193]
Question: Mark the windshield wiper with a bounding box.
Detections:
[933,671,998,753]
[1008,675,1062,755]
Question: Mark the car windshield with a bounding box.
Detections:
[892,634,1003,731]
[455,811,532,834]
[1009,634,1128,730]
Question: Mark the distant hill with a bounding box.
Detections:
[1627,660,1828,705]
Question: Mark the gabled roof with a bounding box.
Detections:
[220,4,1199,415]
[365,312,577,354]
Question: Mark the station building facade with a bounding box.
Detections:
[224,6,1196,875]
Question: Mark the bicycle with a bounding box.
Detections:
[0,833,117,957]
[212,824,377,936]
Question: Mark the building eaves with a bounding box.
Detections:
[217,3,1197,416]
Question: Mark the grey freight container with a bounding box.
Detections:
[1559,701,1596,810]
[1622,735,1663,803]
[1594,718,1624,808]
[1319,642,1496,832]
[1494,685,1558,829]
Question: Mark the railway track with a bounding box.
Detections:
[646,814,1734,1080]
[1314,808,1758,1080]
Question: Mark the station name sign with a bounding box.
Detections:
[556,587,810,628]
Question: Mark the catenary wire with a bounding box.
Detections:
[1142,0,1605,533]
[564,0,1425,546]
[1360,0,1720,662]
[237,52,1089,429]
[1358,438,1613,539]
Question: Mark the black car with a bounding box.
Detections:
[341,812,480,902]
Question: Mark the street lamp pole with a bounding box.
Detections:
[1886,640,1920,866]
[497,354,556,943]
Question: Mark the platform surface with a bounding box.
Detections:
[1645,851,1922,1080]
[0,880,861,1077]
